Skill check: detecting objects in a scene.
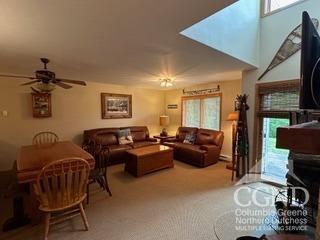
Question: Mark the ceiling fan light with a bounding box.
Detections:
[160,81,166,87]
[160,78,174,87]
[36,82,56,92]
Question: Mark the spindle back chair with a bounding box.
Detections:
[34,158,90,240]
[33,132,59,145]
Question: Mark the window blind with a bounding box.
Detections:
[182,95,221,130]
[258,80,299,116]
[183,99,201,128]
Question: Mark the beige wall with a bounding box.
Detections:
[242,0,320,162]
[0,78,241,171]
[0,79,165,170]
[164,79,242,158]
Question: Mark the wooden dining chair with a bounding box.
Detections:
[86,145,112,204]
[33,158,90,240]
[33,132,59,145]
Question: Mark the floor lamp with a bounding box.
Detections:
[226,111,238,180]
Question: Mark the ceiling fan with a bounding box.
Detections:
[0,58,87,92]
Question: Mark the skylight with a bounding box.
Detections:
[263,0,305,16]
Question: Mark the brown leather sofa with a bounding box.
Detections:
[83,126,158,165]
[164,127,224,167]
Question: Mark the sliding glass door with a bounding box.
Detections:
[256,80,299,184]
[261,117,289,182]
[182,94,221,130]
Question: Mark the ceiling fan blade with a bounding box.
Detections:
[53,81,73,89]
[30,86,41,93]
[20,80,41,86]
[55,78,87,86]
[0,74,36,80]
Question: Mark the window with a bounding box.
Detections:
[263,0,305,16]
[182,94,221,130]
[255,80,299,183]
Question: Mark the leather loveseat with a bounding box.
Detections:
[164,127,224,167]
[83,126,158,165]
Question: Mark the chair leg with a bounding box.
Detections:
[103,174,112,197]
[44,213,51,240]
[86,184,89,205]
[96,177,104,189]
[79,202,89,231]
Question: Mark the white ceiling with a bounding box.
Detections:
[0,0,252,89]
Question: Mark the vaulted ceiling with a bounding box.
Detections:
[0,0,253,89]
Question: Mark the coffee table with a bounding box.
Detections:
[125,145,174,177]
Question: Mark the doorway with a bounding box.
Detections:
[261,117,289,183]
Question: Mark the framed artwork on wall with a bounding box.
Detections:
[101,93,132,119]
[31,93,52,118]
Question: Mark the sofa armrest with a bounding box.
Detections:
[199,144,218,151]
[200,144,221,165]
[146,138,158,142]
[163,138,179,143]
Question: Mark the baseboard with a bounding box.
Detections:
[219,154,231,162]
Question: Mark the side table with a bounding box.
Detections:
[153,135,175,144]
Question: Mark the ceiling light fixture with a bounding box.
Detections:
[160,78,173,87]
[35,82,56,92]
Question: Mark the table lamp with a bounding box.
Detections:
[160,115,169,136]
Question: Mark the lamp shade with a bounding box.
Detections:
[160,115,169,126]
[227,111,238,121]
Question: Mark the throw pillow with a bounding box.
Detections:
[119,136,133,145]
[127,135,133,142]
[118,129,133,144]
[118,128,131,138]
[183,133,195,144]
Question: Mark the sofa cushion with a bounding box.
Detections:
[84,128,120,146]
[95,131,119,146]
[125,126,149,141]
[174,143,204,152]
[173,143,206,164]
[108,144,132,152]
[195,129,223,146]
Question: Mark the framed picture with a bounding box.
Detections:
[101,93,132,119]
[167,104,178,109]
[32,93,52,118]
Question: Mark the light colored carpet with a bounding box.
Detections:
[0,161,274,240]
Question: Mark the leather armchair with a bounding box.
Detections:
[164,127,224,167]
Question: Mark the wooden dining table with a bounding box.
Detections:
[16,141,95,223]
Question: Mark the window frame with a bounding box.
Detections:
[181,93,222,130]
[261,0,307,17]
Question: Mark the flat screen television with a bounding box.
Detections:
[300,11,320,109]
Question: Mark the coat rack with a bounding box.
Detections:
[234,94,250,179]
